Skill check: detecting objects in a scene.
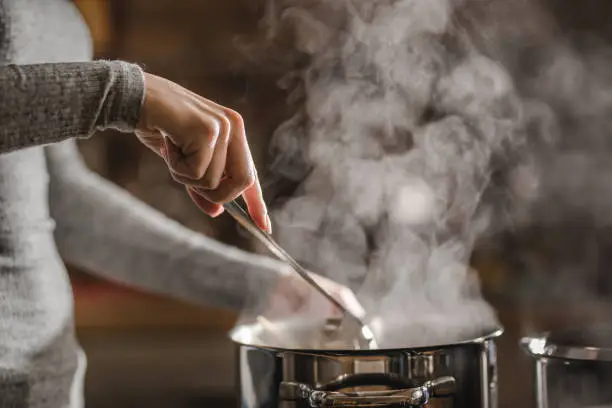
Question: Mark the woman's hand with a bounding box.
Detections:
[135,73,270,233]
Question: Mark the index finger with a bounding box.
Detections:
[242,171,271,233]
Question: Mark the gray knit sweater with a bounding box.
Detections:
[0,1,285,407]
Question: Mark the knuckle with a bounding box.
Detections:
[184,121,215,148]
[225,109,244,126]
[218,112,231,127]
[190,117,219,142]
[206,120,222,145]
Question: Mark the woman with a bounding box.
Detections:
[0,1,359,407]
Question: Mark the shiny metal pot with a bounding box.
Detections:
[521,324,612,408]
[230,320,503,408]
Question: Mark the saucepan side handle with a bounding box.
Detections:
[279,374,456,407]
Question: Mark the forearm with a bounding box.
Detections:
[0,61,143,153]
[46,140,283,311]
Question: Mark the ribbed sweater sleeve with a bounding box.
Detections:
[45,140,286,312]
[0,60,144,153]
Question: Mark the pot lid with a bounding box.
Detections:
[521,324,612,362]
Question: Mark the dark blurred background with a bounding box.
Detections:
[69,1,612,407]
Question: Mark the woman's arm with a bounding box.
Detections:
[0,60,269,229]
[45,139,284,311]
[0,61,143,152]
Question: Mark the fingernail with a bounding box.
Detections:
[265,214,272,234]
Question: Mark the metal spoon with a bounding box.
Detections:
[223,200,378,350]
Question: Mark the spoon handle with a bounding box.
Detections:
[223,200,350,315]
[223,200,378,349]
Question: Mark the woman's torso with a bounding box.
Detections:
[0,1,93,407]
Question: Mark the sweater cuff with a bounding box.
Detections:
[104,61,145,133]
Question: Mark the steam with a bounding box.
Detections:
[243,0,511,347]
[236,0,612,348]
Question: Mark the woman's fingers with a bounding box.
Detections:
[186,187,224,217]
[199,114,230,190]
[202,110,270,232]
[137,73,271,232]
[162,113,219,180]
[153,105,228,188]
[201,111,255,202]
[242,173,270,233]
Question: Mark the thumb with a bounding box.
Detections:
[186,187,224,217]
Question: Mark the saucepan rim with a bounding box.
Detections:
[521,325,612,362]
[229,322,504,354]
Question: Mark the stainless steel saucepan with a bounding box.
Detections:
[231,318,503,408]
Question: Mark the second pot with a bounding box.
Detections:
[521,324,612,408]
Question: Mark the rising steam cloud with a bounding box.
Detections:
[237,0,612,347]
